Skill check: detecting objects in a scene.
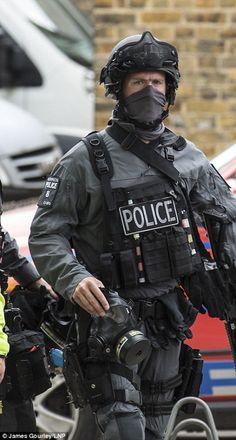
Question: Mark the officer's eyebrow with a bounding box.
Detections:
[130,74,165,82]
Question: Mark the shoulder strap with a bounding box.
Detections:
[83,131,114,179]
[106,123,180,182]
[83,132,115,211]
[160,127,186,151]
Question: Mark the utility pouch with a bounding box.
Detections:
[167,228,193,277]
[174,343,203,414]
[120,249,138,287]
[85,371,115,407]
[100,252,120,288]
[141,234,171,283]
[6,330,51,400]
[141,228,193,283]
[63,342,89,408]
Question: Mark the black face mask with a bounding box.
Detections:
[123,86,166,125]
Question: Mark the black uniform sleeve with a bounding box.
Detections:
[189,161,236,268]
[1,229,40,287]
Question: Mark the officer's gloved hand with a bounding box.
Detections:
[182,265,235,319]
[176,287,199,327]
[198,270,225,319]
[197,264,235,319]
[157,290,197,342]
[145,317,172,350]
[145,290,195,350]
[181,273,204,312]
[28,278,59,300]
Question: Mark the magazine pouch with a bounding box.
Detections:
[6,329,51,400]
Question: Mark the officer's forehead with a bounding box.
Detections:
[124,71,166,80]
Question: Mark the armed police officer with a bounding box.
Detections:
[29,31,236,440]
[0,178,56,432]
[0,225,56,433]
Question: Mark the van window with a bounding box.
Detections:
[15,0,94,69]
[0,26,42,88]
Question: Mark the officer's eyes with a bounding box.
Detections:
[132,80,145,86]
[130,79,162,87]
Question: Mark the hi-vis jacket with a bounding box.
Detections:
[0,293,9,357]
[29,126,236,302]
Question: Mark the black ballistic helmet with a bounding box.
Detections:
[100,31,180,105]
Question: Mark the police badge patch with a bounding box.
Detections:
[119,197,179,235]
[38,176,60,207]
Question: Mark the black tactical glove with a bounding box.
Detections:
[182,266,233,320]
[158,290,197,339]
[181,272,204,312]
[146,289,197,349]
[145,317,176,350]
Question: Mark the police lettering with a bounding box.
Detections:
[45,181,58,190]
[38,176,60,208]
[119,197,179,235]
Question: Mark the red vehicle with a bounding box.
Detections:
[2,143,236,438]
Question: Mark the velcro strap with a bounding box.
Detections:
[109,362,140,390]
[133,300,167,320]
[141,373,182,395]
[141,401,174,417]
[114,389,143,406]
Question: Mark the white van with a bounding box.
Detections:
[0,98,61,200]
[0,0,94,152]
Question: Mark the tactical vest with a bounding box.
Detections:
[84,125,202,290]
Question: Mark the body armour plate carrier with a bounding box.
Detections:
[84,130,202,290]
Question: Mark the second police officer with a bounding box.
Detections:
[29,32,236,440]
[0,225,56,433]
[0,178,56,432]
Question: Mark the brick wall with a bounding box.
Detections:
[75,0,236,157]
[71,0,93,24]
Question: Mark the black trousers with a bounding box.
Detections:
[0,399,37,432]
[77,287,195,439]
[77,339,181,440]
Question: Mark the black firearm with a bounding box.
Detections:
[203,209,236,372]
[4,296,23,334]
[63,341,89,408]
